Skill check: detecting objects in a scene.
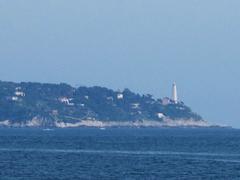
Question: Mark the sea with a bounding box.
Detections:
[0,127,240,180]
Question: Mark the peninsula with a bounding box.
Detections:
[0,81,207,128]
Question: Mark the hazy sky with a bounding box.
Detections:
[0,0,240,127]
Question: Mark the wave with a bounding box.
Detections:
[181,157,240,163]
[0,148,240,159]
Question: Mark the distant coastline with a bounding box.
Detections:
[0,80,206,128]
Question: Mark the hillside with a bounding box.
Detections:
[0,81,205,127]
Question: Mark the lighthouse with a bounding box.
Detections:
[172,82,178,103]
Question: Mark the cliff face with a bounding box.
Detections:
[0,81,203,127]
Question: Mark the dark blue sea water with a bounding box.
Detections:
[0,128,240,180]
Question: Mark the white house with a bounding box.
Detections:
[12,96,18,101]
[15,91,25,97]
[157,113,165,119]
[59,97,74,106]
[117,93,124,99]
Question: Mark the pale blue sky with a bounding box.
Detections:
[0,0,240,127]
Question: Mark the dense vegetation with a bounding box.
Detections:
[0,81,202,125]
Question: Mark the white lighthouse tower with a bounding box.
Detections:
[172,82,178,103]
